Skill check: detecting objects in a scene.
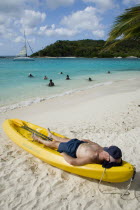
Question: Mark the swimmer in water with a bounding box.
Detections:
[44,76,48,80]
[48,79,55,87]
[28,73,34,78]
[66,75,70,80]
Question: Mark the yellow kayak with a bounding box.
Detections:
[3,119,135,183]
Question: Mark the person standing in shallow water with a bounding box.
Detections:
[66,75,70,80]
[88,77,92,81]
[48,79,55,87]
[44,76,48,80]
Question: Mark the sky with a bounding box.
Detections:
[0,0,139,56]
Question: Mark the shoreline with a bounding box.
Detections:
[0,78,140,127]
[1,56,140,59]
[0,78,140,209]
[32,56,140,59]
[1,75,140,114]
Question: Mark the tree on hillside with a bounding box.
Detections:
[31,39,140,58]
[105,5,140,49]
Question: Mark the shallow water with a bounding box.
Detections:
[0,57,140,112]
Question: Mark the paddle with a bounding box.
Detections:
[13,119,52,141]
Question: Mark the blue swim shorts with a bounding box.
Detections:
[57,138,85,158]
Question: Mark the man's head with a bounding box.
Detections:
[102,146,122,168]
[104,146,122,160]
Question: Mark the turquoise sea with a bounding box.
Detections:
[0,57,140,112]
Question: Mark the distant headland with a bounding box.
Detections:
[31,39,140,58]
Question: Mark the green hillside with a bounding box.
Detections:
[31,39,140,58]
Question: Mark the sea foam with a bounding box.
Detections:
[0,81,113,113]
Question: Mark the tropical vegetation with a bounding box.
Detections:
[31,39,140,58]
[105,5,140,49]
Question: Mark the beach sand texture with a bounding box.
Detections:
[0,78,140,210]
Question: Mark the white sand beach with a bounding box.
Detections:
[0,78,140,210]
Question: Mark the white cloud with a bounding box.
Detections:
[0,0,26,16]
[0,1,46,39]
[83,0,116,10]
[0,0,41,17]
[0,15,8,25]
[0,14,13,30]
[18,10,46,35]
[123,0,140,5]
[0,25,16,39]
[20,10,46,28]
[51,28,77,36]
[23,27,38,36]
[45,0,75,9]
[92,30,104,38]
[0,0,109,54]
[61,7,104,38]
[38,6,105,39]
[39,24,55,32]
[39,25,77,37]
[27,38,35,44]
[14,36,25,43]
[61,7,102,31]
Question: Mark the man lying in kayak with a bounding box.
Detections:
[32,129,122,168]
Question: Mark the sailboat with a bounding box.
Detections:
[13,31,34,61]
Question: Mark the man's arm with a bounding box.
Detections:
[61,153,93,166]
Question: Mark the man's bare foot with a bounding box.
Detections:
[32,133,42,143]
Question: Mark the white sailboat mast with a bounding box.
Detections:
[24,30,27,57]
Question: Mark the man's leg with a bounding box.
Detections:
[32,133,60,149]
[48,128,70,142]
